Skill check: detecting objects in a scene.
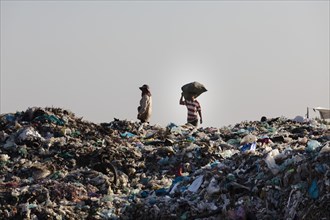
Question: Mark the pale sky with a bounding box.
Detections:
[1,0,329,128]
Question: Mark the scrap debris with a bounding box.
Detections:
[1,107,329,219]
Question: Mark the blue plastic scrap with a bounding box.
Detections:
[240,142,257,152]
[120,132,136,138]
[308,179,319,199]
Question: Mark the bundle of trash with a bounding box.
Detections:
[0,107,329,219]
[181,81,207,100]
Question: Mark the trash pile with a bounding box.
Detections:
[0,107,329,220]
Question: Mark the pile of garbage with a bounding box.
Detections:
[0,107,329,220]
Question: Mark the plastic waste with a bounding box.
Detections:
[308,179,319,199]
[319,143,330,154]
[293,115,304,123]
[206,177,220,195]
[220,149,239,158]
[240,142,257,152]
[1,106,329,220]
[265,151,280,175]
[188,175,204,193]
[306,140,321,152]
[17,127,43,141]
[240,134,257,145]
[186,136,195,142]
[5,114,16,122]
[120,131,136,138]
[155,188,168,196]
[33,114,65,125]
[0,154,10,162]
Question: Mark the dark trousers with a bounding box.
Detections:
[188,119,198,126]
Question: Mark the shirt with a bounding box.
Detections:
[138,94,152,122]
[184,99,201,122]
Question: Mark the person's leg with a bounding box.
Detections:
[188,119,198,126]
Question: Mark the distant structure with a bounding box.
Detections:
[307,107,330,120]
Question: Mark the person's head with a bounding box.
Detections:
[139,84,151,95]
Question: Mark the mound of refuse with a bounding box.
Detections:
[0,107,329,220]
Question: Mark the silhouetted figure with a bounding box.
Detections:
[137,84,152,123]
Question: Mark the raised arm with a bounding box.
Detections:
[179,94,185,105]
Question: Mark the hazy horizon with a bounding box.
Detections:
[1,1,329,127]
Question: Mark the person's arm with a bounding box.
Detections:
[139,95,148,114]
[198,110,203,124]
[180,94,185,105]
[196,100,202,124]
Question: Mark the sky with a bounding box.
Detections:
[1,0,329,128]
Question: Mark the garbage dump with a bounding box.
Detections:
[0,107,329,220]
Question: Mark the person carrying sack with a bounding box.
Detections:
[180,93,202,126]
[180,81,206,126]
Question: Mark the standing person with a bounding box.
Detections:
[137,84,152,123]
[180,93,202,126]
